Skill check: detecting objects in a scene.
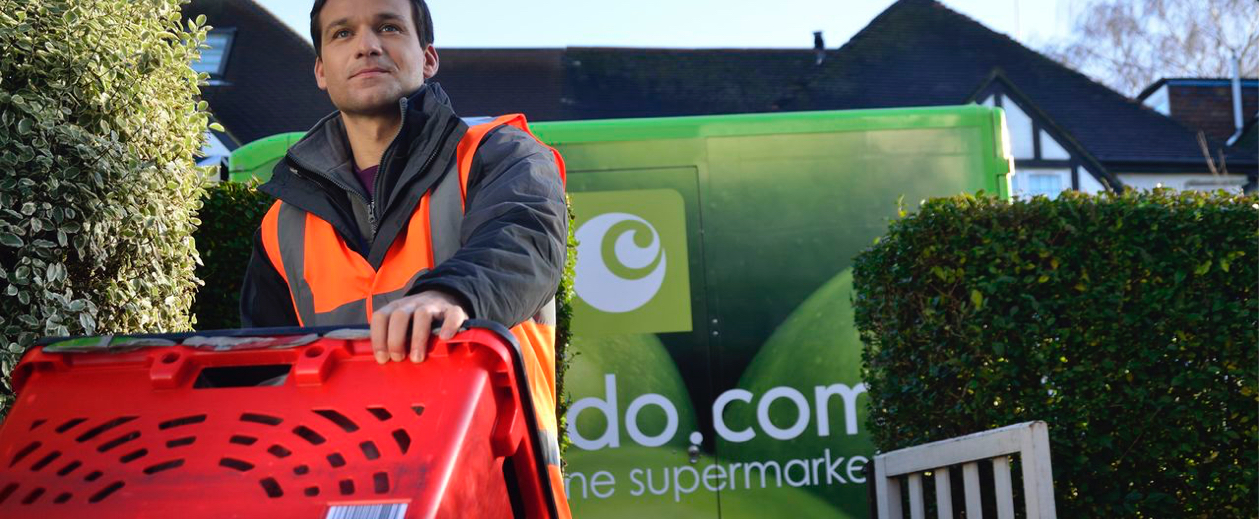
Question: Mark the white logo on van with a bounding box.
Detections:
[574,213,667,313]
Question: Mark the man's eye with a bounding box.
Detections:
[333,29,350,39]
[381,24,400,32]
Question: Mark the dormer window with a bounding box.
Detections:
[193,28,236,84]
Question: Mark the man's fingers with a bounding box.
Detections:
[386,307,412,362]
[370,304,393,364]
[438,307,465,340]
[410,308,434,363]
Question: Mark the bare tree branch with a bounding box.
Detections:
[1041,0,1259,97]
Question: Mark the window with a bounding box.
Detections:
[1026,173,1063,198]
[193,28,236,81]
[1013,169,1070,199]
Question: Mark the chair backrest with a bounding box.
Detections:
[872,421,1056,519]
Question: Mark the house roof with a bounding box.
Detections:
[1137,78,1259,102]
[194,0,1254,174]
[434,49,567,121]
[789,0,1253,170]
[441,0,1254,171]
[1136,78,1259,143]
[184,0,335,145]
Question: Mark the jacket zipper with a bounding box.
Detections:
[371,103,458,238]
[370,97,410,237]
[287,97,412,240]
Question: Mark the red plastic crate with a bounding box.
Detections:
[0,321,561,518]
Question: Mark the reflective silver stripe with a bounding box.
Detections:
[368,267,429,316]
[429,162,463,266]
[533,298,557,326]
[275,203,318,325]
[537,425,562,468]
[312,298,369,326]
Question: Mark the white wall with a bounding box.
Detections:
[1118,173,1248,194]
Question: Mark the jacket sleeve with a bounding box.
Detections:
[240,227,300,328]
[409,126,567,327]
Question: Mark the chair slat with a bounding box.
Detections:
[934,467,953,519]
[992,456,1015,519]
[908,473,925,519]
[963,461,983,519]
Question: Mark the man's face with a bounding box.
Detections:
[313,0,438,116]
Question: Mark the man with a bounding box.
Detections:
[239,0,570,513]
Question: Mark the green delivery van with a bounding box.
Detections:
[229,105,1013,518]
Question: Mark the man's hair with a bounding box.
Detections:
[309,0,434,58]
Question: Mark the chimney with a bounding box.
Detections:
[1227,51,1245,145]
[813,31,825,65]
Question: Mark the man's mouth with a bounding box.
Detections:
[351,67,390,79]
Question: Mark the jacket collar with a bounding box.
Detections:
[278,82,458,202]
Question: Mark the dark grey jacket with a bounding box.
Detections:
[240,83,566,328]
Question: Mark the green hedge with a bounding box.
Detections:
[852,189,1257,517]
[0,0,213,415]
[193,182,577,450]
[191,180,274,330]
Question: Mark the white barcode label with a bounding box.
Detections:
[324,503,408,519]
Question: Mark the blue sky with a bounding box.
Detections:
[254,0,1078,50]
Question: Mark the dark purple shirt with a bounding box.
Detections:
[354,164,379,199]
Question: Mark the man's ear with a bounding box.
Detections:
[422,46,439,80]
[314,57,327,91]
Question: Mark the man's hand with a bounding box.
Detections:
[370,291,469,364]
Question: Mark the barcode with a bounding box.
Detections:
[324,503,408,519]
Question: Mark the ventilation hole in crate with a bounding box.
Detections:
[240,413,283,426]
[29,419,47,431]
[143,459,184,475]
[391,429,411,454]
[366,407,392,421]
[119,449,147,464]
[313,409,360,432]
[158,415,206,430]
[219,458,254,472]
[10,441,41,467]
[339,479,355,495]
[360,441,380,460]
[293,464,309,475]
[53,492,71,504]
[54,418,86,433]
[292,426,326,445]
[411,405,425,417]
[260,478,283,498]
[326,453,346,468]
[0,483,17,504]
[97,431,140,453]
[304,486,320,497]
[373,472,389,494]
[75,417,136,442]
[166,437,196,448]
[87,481,123,503]
[84,470,102,482]
[229,435,258,446]
[267,445,292,458]
[56,460,82,477]
[21,487,44,505]
[30,451,60,471]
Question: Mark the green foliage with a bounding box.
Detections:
[0,0,213,414]
[191,180,273,330]
[556,195,577,457]
[852,189,1258,517]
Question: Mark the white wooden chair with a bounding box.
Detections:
[872,421,1057,519]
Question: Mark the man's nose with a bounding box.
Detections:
[355,29,384,58]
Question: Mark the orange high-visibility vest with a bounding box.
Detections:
[260,114,571,517]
